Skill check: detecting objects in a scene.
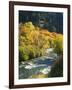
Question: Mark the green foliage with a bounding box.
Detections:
[23,54,29,61]
[27,45,36,59]
[19,45,44,61]
[48,55,63,77]
[53,35,63,54]
[19,46,29,61]
[19,22,63,61]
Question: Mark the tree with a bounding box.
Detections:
[53,34,63,54]
[19,22,63,61]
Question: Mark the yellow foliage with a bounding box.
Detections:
[19,21,63,60]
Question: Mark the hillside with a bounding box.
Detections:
[19,11,63,34]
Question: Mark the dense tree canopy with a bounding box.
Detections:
[19,22,63,61]
[19,11,63,33]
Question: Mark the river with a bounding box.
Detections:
[19,48,58,79]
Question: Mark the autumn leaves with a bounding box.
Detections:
[19,22,63,61]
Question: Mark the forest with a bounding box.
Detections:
[19,11,63,79]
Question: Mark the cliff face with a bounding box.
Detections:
[19,11,63,34]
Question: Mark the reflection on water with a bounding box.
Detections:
[19,48,58,79]
[19,57,57,79]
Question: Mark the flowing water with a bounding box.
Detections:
[19,48,57,79]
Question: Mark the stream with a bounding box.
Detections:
[19,48,58,79]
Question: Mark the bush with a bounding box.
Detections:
[23,54,29,61]
[19,22,63,62]
[53,35,63,54]
[27,46,41,59]
[28,46,36,59]
[19,45,47,62]
[19,46,29,61]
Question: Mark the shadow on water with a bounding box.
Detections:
[33,58,54,65]
[19,56,56,79]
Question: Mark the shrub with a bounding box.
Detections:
[23,54,29,61]
[19,46,29,61]
[19,22,63,62]
[28,46,36,59]
[53,35,63,54]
